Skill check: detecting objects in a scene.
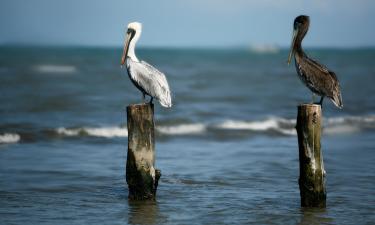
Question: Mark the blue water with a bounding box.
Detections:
[0,46,375,224]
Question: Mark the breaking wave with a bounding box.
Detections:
[157,124,206,135]
[217,119,279,130]
[56,127,128,138]
[215,115,375,136]
[215,118,296,135]
[0,133,21,144]
[51,115,375,139]
[54,124,206,138]
[2,115,372,142]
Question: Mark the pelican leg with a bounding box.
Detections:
[142,93,146,103]
[149,97,154,105]
[319,96,324,107]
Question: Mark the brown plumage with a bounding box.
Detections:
[288,15,343,108]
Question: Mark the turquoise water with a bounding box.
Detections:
[0,47,375,224]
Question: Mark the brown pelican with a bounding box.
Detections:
[120,22,172,108]
[288,15,343,108]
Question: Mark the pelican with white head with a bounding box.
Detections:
[121,22,172,108]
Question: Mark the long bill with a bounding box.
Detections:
[121,31,132,65]
[287,29,298,66]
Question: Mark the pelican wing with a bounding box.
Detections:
[298,55,343,108]
[303,56,340,95]
[127,59,172,107]
[306,57,330,74]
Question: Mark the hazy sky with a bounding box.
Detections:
[0,0,374,47]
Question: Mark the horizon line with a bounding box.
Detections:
[1,43,375,50]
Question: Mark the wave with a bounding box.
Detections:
[0,133,20,144]
[3,115,373,142]
[56,127,128,138]
[54,115,375,138]
[157,124,206,135]
[215,117,296,136]
[217,119,278,130]
[55,124,206,138]
[323,115,375,135]
[34,64,77,74]
[215,115,375,136]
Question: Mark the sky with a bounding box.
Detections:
[0,0,374,48]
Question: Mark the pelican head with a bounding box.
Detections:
[288,15,310,65]
[121,22,142,65]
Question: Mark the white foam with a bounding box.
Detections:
[34,65,76,74]
[157,124,206,135]
[84,127,128,138]
[277,128,297,136]
[57,127,128,138]
[215,114,375,136]
[216,119,279,130]
[56,127,80,136]
[216,118,297,136]
[57,124,207,138]
[53,114,375,139]
[0,133,21,144]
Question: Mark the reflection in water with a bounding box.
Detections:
[128,200,166,225]
[297,207,333,225]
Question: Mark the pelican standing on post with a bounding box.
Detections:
[288,15,343,108]
[121,22,172,108]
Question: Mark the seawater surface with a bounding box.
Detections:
[0,47,374,224]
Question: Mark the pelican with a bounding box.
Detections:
[288,15,343,108]
[120,22,172,108]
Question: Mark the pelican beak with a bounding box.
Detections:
[121,30,132,65]
[287,28,298,66]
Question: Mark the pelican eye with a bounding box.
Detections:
[127,28,136,34]
[294,21,303,29]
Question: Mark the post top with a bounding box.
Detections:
[298,103,321,109]
[126,103,154,113]
[127,103,154,107]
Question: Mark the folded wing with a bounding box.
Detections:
[127,59,172,108]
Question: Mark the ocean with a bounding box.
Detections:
[0,46,374,224]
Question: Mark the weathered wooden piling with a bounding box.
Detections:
[126,103,161,200]
[296,104,326,207]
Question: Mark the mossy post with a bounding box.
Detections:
[126,103,161,200]
[296,104,326,207]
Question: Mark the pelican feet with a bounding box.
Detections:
[142,93,146,104]
[311,94,324,108]
[313,96,324,108]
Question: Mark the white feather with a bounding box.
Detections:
[123,22,172,108]
[127,59,172,108]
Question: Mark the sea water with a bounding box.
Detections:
[0,47,374,224]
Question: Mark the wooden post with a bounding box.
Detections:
[126,103,161,200]
[296,104,326,207]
